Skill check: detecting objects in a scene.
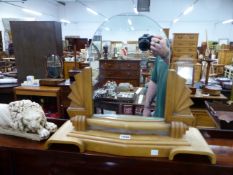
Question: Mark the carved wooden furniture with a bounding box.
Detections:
[172,33,199,62]
[46,67,216,164]
[14,86,61,114]
[10,21,63,83]
[99,59,140,87]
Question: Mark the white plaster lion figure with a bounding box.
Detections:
[0,100,57,140]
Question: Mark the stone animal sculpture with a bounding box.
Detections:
[0,100,57,140]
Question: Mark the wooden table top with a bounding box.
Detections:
[15,86,60,92]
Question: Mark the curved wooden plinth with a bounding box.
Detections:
[46,121,216,164]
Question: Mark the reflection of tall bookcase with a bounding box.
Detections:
[0,31,3,51]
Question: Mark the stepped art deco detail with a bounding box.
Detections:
[46,67,216,164]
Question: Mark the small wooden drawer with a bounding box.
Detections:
[100,71,118,78]
[120,62,139,70]
[192,109,217,128]
[122,70,140,78]
[173,52,197,58]
[174,33,199,41]
[172,41,198,48]
[100,61,120,70]
[173,47,197,53]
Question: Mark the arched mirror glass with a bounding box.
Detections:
[89,13,167,60]
[91,13,169,117]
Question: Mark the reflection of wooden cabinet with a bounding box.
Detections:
[99,60,140,87]
[172,33,198,62]
[63,61,90,79]
[10,21,63,83]
[218,50,233,65]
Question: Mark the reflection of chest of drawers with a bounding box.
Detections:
[218,50,233,65]
[99,60,140,87]
[172,33,199,62]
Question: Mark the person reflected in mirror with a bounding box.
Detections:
[143,35,170,118]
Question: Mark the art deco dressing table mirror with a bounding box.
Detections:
[46,67,215,164]
[45,14,216,164]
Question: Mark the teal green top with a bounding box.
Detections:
[151,56,168,118]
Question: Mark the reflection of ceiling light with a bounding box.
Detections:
[24,17,35,21]
[22,8,42,16]
[130,26,135,31]
[183,5,193,15]
[60,19,71,23]
[133,7,138,14]
[105,18,108,21]
[105,27,110,31]
[128,19,132,25]
[173,18,179,24]
[222,19,233,24]
[86,7,98,15]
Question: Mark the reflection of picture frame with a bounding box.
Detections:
[176,62,194,85]
[218,38,229,45]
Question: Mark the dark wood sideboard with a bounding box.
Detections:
[99,59,141,87]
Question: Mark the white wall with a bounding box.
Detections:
[0,0,233,51]
[58,0,233,46]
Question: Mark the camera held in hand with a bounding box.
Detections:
[138,34,153,51]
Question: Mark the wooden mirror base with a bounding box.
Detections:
[45,119,216,164]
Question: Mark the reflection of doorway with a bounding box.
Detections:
[2,18,21,54]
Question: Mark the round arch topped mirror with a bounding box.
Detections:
[90,13,167,60]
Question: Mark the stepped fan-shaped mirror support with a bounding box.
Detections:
[66,67,93,117]
[46,68,216,164]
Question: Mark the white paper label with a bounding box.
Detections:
[151,149,159,156]
[119,134,131,140]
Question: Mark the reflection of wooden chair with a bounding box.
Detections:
[46,67,216,164]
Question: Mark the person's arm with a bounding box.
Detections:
[143,80,157,117]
